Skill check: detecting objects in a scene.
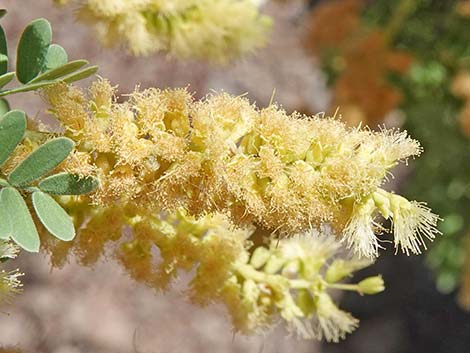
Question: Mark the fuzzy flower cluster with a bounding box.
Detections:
[53,0,271,63]
[43,80,440,259]
[35,79,440,339]
[41,204,384,341]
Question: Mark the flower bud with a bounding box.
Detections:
[358,276,385,295]
[249,246,271,269]
[242,279,260,304]
[264,254,286,274]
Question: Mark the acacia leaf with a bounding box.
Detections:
[0,98,9,116]
[39,172,99,195]
[0,25,7,75]
[8,137,74,187]
[2,187,39,252]
[16,18,52,83]
[0,188,11,240]
[43,44,68,72]
[0,80,58,96]
[0,110,26,167]
[0,72,14,89]
[62,65,98,83]
[32,191,75,241]
[29,60,88,84]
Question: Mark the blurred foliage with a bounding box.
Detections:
[306,0,470,306]
[305,0,413,125]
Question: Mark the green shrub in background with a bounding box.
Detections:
[307,0,470,306]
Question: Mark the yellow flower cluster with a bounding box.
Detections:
[41,204,383,341]
[43,80,439,258]
[53,0,271,63]
[37,80,439,339]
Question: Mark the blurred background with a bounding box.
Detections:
[0,0,469,352]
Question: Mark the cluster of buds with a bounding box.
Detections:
[45,205,384,341]
[233,229,384,341]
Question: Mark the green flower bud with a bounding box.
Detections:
[264,254,286,274]
[249,246,271,269]
[242,279,260,304]
[282,259,300,278]
[358,275,385,295]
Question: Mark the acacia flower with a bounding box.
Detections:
[54,0,272,63]
[42,80,440,258]
[37,80,440,340]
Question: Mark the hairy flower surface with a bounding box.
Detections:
[54,0,271,63]
[43,80,439,258]
[40,205,382,341]
[36,80,441,339]
[40,80,440,257]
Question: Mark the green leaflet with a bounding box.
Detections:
[39,172,99,195]
[0,188,11,240]
[0,110,26,167]
[0,80,60,97]
[29,60,88,84]
[0,72,14,89]
[8,137,74,187]
[32,191,75,241]
[0,25,7,75]
[0,98,9,116]
[62,65,99,84]
[2,187,39,252]
[43,44,68,72]
[0,10,6,20]
[0,14,99,99]
[16,18,52,84]
[0,54,6,77]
